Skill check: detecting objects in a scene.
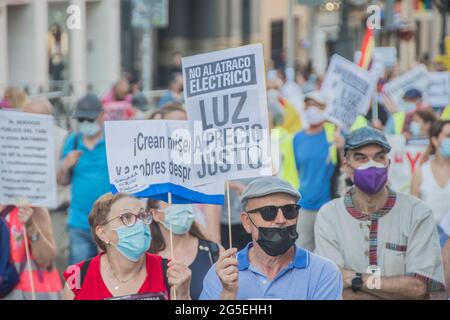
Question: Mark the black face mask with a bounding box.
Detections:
[256,224,298,257]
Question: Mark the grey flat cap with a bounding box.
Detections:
[72,93,103,120]
[240,176,301,209]
[344,126,391,155]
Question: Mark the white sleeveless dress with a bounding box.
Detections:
[419,161,450,224]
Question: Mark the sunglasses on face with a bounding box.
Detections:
[246,204,300,222]
[78,118,95,123]
[102,210,153,227]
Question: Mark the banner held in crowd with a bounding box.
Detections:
[104,119,224,205]
[387,135,428,194]
[383,64,429,108]
[424,72,450,108]
[181,43,272,186]
[0,111,57,208]
[320,54,377,131]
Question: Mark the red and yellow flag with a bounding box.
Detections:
[358,27,375,70]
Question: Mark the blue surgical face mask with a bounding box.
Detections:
[410,121,421,137]
[440,138,450,158]
[112,221,151,262]
[79,121,100,137]
[162,205,195,235]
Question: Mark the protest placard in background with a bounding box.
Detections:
[105,119,224,204]
[182,44,272,186]
[372,47,397,68]
[424,72,450,108]
[383,64,429,108]
[0,111,57,208]
[387,135,428,194]
[320,54,377,131]
[354,47,397,77]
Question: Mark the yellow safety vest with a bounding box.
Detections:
[441,105,450,120]
[392,111,406,135]
[324,122,338,166]
[350,115,368,132]
[277,126,300,190]
[281,99,302,134]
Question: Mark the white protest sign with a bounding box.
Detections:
[0,111,57,208]
[424,72,450,107]
[373,47,397,68]
[105,119,224,204]
[383,64,429,108]
[182,44,272,185]
[354,51,386,78]
[387,135,428,194]
[355,46,397,70]
[320,54,377,131]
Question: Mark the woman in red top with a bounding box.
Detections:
[63,192,191,300]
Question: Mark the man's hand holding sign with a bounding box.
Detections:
[216,248,239,299]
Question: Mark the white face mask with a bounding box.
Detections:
[305,106,325,125]
[356,160,386,170]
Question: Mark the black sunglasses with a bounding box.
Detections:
[78,118,95,123]
[246,204,300,222]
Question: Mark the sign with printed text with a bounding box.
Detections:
[105,120,224,204]
[182,44,272,185]
[424,72,450,107]
[0,111,57,208]
[354,47,397,72]
[321,54,377,131]
[387,135,428,194]
[383,64,429,108]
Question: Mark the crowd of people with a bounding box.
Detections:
[1,56,450,300]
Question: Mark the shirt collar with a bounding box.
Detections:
[237,242,309,271]
[344,186,396,221]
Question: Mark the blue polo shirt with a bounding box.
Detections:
[199,243,342,300]
[61,132,110,230]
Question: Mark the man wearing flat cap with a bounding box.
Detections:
[200,176,342,300]
[315,127,445,299]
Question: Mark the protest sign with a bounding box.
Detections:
[0,111,57,208]
[320,54,377,131]
[424,72,450,107]
[383,64,429,108]
[387,135,428,194]
[355,46,397,72]
[354,51,385,78]
[374,47,397,68]
[182,44,272,185]
[105,119,224,204]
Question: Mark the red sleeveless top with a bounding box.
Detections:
[63,252,169,300]
[6,207,62,299]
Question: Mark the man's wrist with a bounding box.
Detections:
[221,288,237,299]
[351,272,363,292]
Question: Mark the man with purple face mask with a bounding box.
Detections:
[315,127,446,300]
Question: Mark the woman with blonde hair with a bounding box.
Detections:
[63,192,192,300]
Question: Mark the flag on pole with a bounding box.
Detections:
[358,27,375,70]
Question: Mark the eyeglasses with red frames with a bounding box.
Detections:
[102,210,153,227]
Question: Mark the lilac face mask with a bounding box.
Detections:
[352,160,388,195]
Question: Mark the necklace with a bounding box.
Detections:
[106,255,145,290]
